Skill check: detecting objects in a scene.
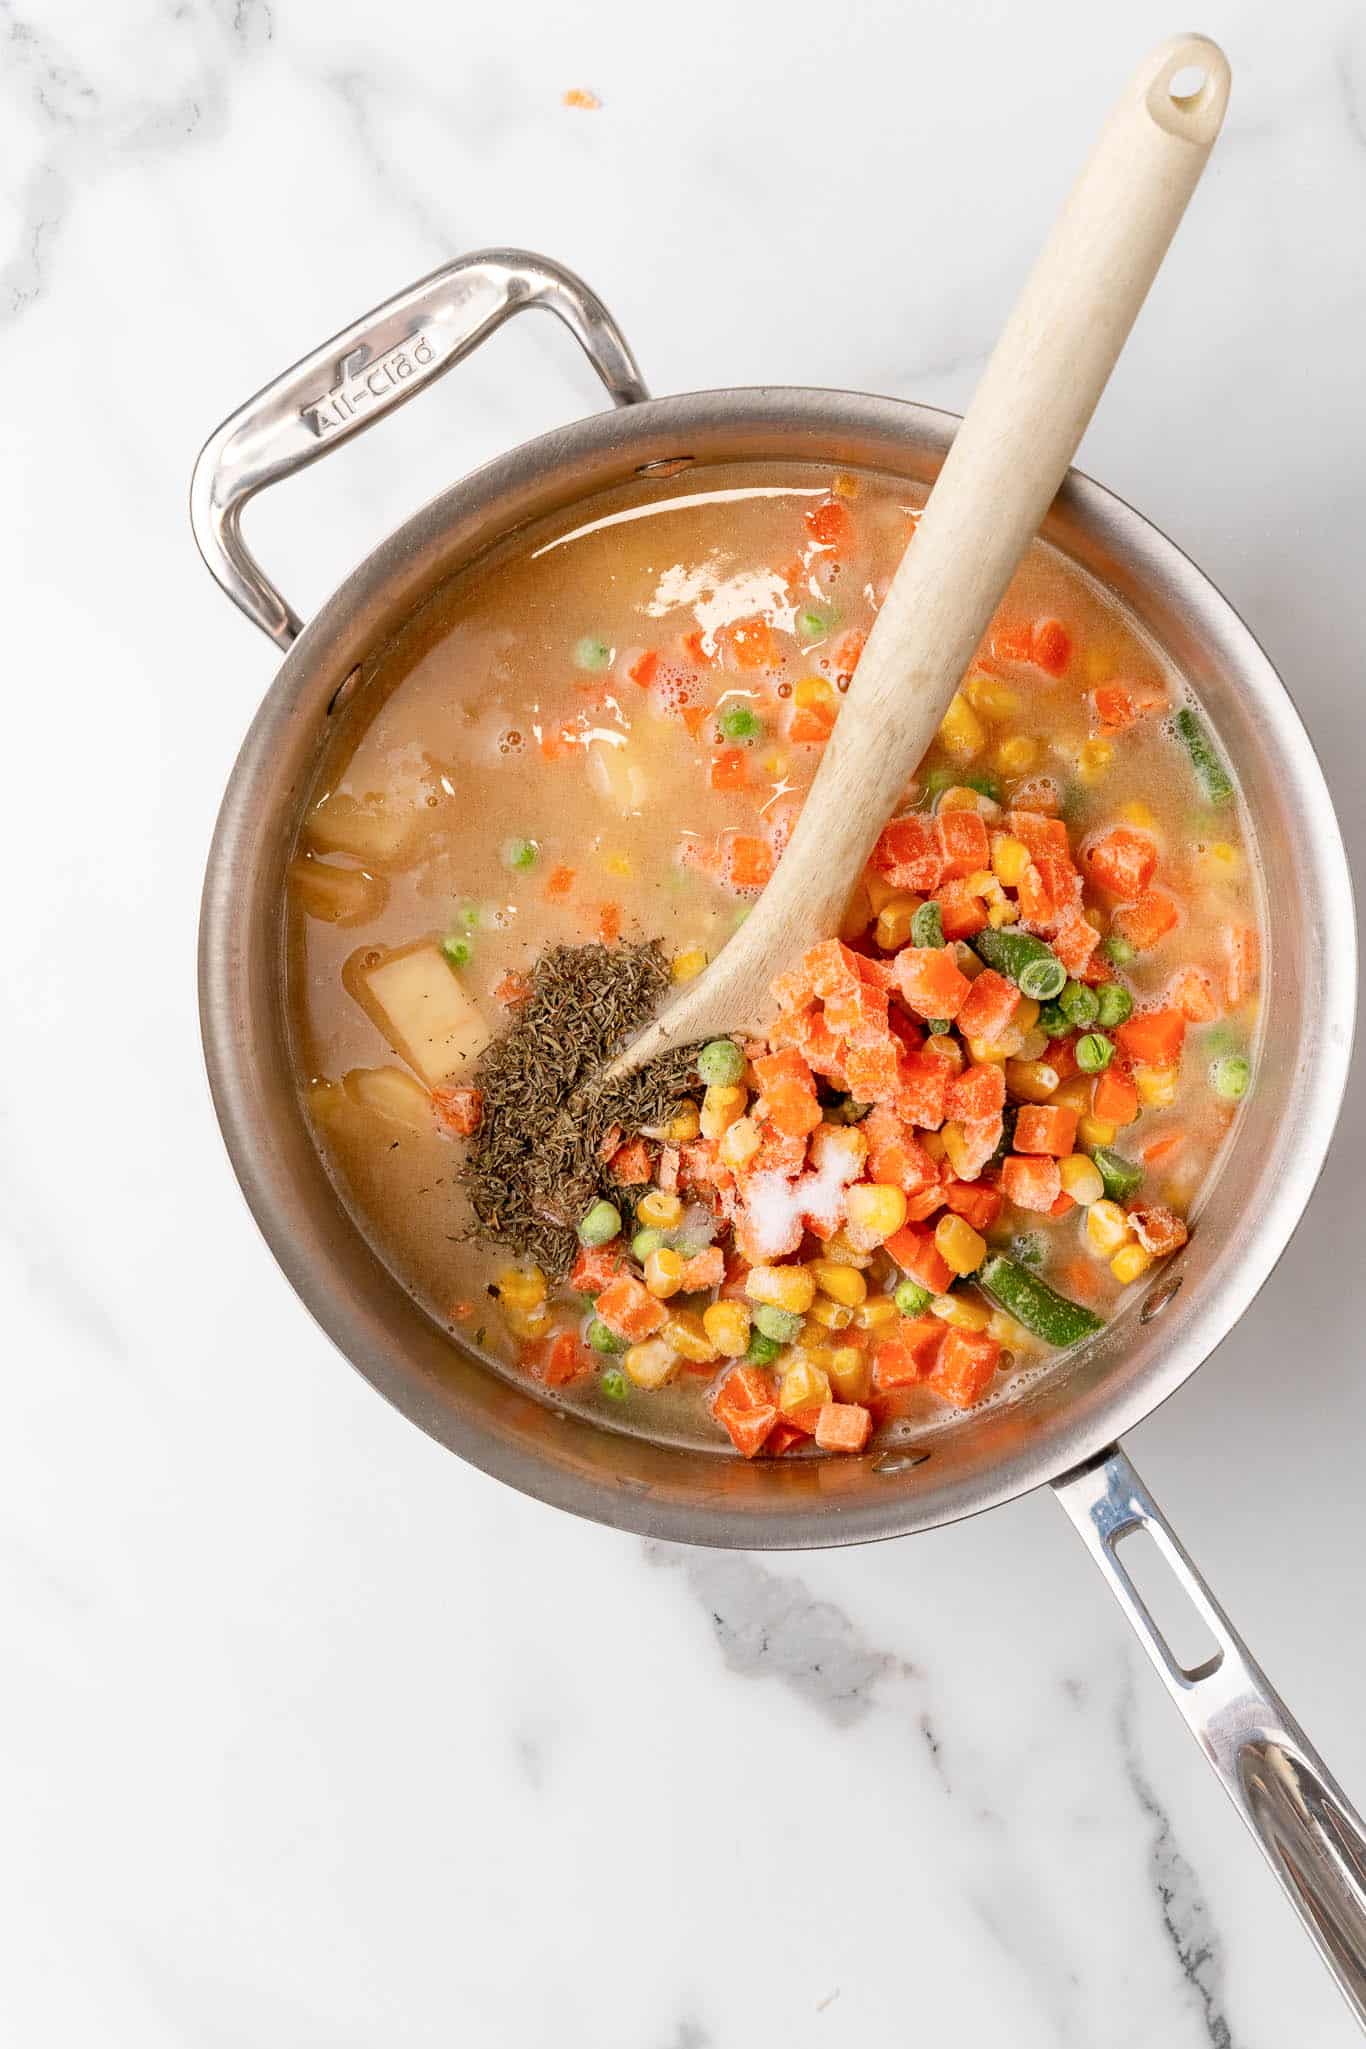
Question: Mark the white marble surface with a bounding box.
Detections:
[4,1,1365,2041]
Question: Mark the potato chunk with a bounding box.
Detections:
[304,793,413,865]
[342,1065,433,1132]
[353,941,489,1083]
[288,855,387,926]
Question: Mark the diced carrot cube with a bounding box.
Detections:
[1016,861,1054,928]
[1128,1204,1189,1256]
[1032,617,1072,676]
[753,1046,814,1095]
[1007,810,1071,859]
[1091,684,1137,731]
[1084,827,1158,897]
[884,1222,954,1294]
[680,703,712,737]
[431,1085,483,1136]
[1000,1154,1063,1211]
[934,879,989,940]
[989,621,1036,665]
[595,1274,667,1341]
[948,1115,1003,1183]
[831,628,866,682]
[792,1006,848,1082]
[872,815,944,892]
[766,1081,824,1139]
[804,498,853,547]
[721,833,775,891]
[542,1331,588,1387]
[713,1364,779,1457]
[903,1174,949,1223]
[843,1036,905,1105]
[814,1402,872,1453]
[721,616,777,670]
[608,1137,653,1184]
[1225,925,1260,1007]
[926,1328,1002,1407]
[956,968,1018,1043]
[748,1121,808,1177]
[946,1062,1006,1123]
[803,938,864,999]
[596,901,623,945]
[1053,916,1101,975]
[788,703,837,745]
[1141,1129,1186,1168]
[544,864,575,898]
[823,979,891,1044]
[1111,890,1180,951]
[679,1246,725,1291]
[764,1420,807,1457]
[1116,1007,1187,1066]
[570,1241,626,1294]
[494,970,532,1007]
[937,809,991,879]
[708,747,749,791]
[1168,967,1220,1023]
[682,628,717,667]
[1014,1104,1079,1156]
[893,1050,950,1129]
[625,649,659,689]
[873,1316,945,1389]
[1092,1067,1140,1126]
[894,946,971,1021]
[720,1402,780,1457]
[942,1178,1003,1232]
[863,1103,939,1195]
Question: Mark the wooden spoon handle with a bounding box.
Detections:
[763,34,1231,945]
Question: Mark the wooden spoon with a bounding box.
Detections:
[609,34,1230,1078]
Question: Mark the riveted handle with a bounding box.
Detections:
[189,249,649,649]
[1055,1444,1366,2029]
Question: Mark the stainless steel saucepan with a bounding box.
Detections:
[192,250,1366,2020]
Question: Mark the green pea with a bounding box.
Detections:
[834,1097,872,1124]
[1038,1000,1070,1038]
[796,604,837,640]
[1211,1054,1251,1101]
[578,1199,622,1247]
[1103,934,1135,966]
[573,634,612,671]
[500,836,538,871]
[926,1017,952,1035]
[631,1227,665,1262]
[457,900,481,930]
[911,901,944,948]
[894,1279,932,1316]
[697,1038,746,1086]
[718,703,763,744]
[1075,1032,1115,1073]
[753,1304,803,1343]
[1095,982,1134,1029]
[587,1319,627,1355]
[1060,980,1100,1029]
[441,935,473,968]
[745,1331,783,1366]
[600,1365,629,1401]
[1202,1022,1242,1059]
[923,767,956,798]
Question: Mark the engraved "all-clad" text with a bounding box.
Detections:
[301,333,435,437]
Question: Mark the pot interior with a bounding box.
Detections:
[200,389,1354,1546]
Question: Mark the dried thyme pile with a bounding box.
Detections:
[461,941,701,1277]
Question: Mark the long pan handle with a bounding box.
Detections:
[1054,1444,1366,2028]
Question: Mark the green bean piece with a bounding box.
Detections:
[979,1254,1105,1347]
[972,926,1067,1001]
[1211,1054,1251,1100]
[1175,706,1234,806]
[1095,982,1133,1030]
[745,1331,783,1366]
[578,1199,623,1247]
[1091,1147,1144,1201]
[912,901,944,949]
[697,1038,746,1086]
[1075,1032,1115,1073]
[1060,979,1100,1029]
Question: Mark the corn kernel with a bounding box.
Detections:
[719,1114,762,1169]
[703,1300,751,1356]
[795,674,836,711]
[833,471,860,499]
[498,1264,548,1311]
[875,893,922,951]
[844,1183,909,1246]
[779,1357,832,1416]
[1082,645,1117,685]
[964,671,1023,720]
[930,1293,992,1332]
[501,1300,552,1341]
[1119,799,1158,831]
[638,1190,683,1229]
[923,1034,965,1074]
[1135,1065,1179,1109]
[808,1296,855,1331]
[987,1309,1030,1350]
[935,1212,988,1276]
[644,1247,685,1298]
[809,1260,868,1308]
[1054,1075,1096,1114]
[795,1323,829,1352]
[763,751,790,779]
[822,1228,875,1268]
[965,868,997,900]
[1059,1154,1105,1206]
[920,1130,947,1162]
[662,1308,719,1363]
[1083,907,1105,931]
[864,871,902,913]
[987,896,1017,928]
[1086,1200,1132,1258]
[624,1338,680,1389]
[854,1295,898,1331]
[1078,1113,1119,1148]
[1016,1027,1049,1061]
[1076,738,1113,784]
[664,1100,701,1143]
[992,734,1039,776]
[939,784,992,814]
[840,880,873,942]
[746,1264,817,1313]
[939,1122,975,1179]
[672,946,707,983]
[700,1081,748,1140]
[1014,997,1041,1033]
[826,1345,872,1402]
[1196,840,1244,882]
[1005,1058,1060,1103]
[937,692,987,761]
[818,1124,868,1177]
[600,848,633,878]
[1111,1242,1155,1285]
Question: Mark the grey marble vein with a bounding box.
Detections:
[644,1542,908,1726]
